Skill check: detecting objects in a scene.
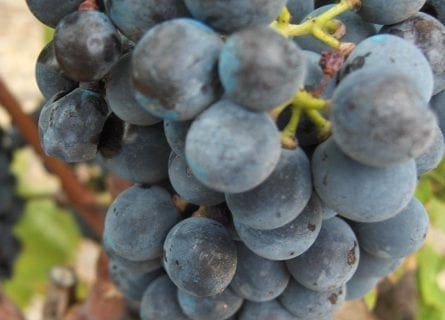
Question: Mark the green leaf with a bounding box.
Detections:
[3,199,81,308]
[416,176,434,203]
[425,198,445,234]
[418,303,445,320]
[417,245,445,312]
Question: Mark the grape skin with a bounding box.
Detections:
[104,0,190,42]
[230,242,290,302]
[358,0,427,25]
[163,217,237,297]
[54,10,122,82]
[39,88,109,163]
[164,120,192,158]
[168,152,225,206]
[35,41,77,99]
[353,248,404,278]
[104,185,180,261]
[26,0,83,28]
[415,121,445,175]
[177,287,243,320]
[219,26,306,112]
[99,119,171,184]
[431,90,445,137]
[345,273,379,301]
[233,195,322,261]
[132,18,223,121]
[185,99,281,193]
[279,279,346,319]
[238,300,298,320]
[286,217,359,292]
[108,261,164,301]
[312,138,417,223]
[331,68,436,168]
[340,34,434,103]
[103,232,163,274]
[226,148,312,230]
[183,0,287,34]
[381,12,445,94]
[352,198,429,258]
[105,54,160,126]
[140,275,190,320]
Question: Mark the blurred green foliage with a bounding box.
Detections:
[415,160,445,319]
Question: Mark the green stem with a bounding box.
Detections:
[271,0,361,48]
[281,105,302,149]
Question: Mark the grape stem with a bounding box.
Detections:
[271,0,361,50]
[192,206,208,217]
[276,89,329,149]
[0,78,105,238]
[305,109,331,141]
[79,0,98,11]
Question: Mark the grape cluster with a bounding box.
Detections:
[0,128,24,280]
[27,0,445,319]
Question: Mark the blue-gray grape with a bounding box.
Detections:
[185,99,281,193]
[279,279,346,319]
[226,148,312,230]
[352,198,429,258]
[54,10,122,82]
[177,287,243,320]
[109,261,163,301]
[26,0,83,27]
[163,120,192,158]
[35,41,78,99]
[104,0,190,42]
[431,90,445,137]
[105,53,160,126]
[183,0,287,34]
[104,185,180,261]
[312,138,417,223]
[415,121,445,175]
[132,18,223,121]
[168,152,225,206]
[103,231,163,274]
[234,195,322,261]
[219,26,306,112]
[140,275,190,320]
[353,248,404,278]
[331,68,436,168]
[99,117,171,184]
[238,300,298,320]
[286,217,359,292]
[345,273,379,301]
[230,242,290,302]
[358,0,426,25]
[163,217,237,297]
[381,12,445,94]
[340,34,434,103]
[39,88,109,163]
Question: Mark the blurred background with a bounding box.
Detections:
[0,1,445,320]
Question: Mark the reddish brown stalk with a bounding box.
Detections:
[79,0,98,11]
[0,291,25,320]
[312,50,346,98]
[0,78,104,237]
